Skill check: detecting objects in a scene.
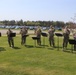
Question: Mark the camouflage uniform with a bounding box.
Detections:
[73,32,76,50]
[48,26,55,47]
[6,29,14,48]
[20,27,28,45]
[36,26,42,45]
[63,26,70,49]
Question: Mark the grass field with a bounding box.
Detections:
[0,35,76,75]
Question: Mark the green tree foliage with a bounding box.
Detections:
[0,19,72,27]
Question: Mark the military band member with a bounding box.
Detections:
[73,32,76,50]
[6,28,14,48]
[48,25,55,47]
[20,27,28,45]
[63,26,70,50]
[36,26,42,45]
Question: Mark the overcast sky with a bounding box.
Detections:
[0,0,76,22]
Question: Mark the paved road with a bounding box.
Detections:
[1,29,72,36]
[0,29,35,35]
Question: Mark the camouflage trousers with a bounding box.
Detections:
[63,37,69,48]
[8,37,14,47]
[49,36,55,47]
[21,36,26,45]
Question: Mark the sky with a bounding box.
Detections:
[0,0,76,22]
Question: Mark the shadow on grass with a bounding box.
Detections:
[65,48,76,54]
[55,46,63,48]
[0,47,6,52]
[13,46,21,50]
[25,45,46,48]
[62,48,76,53]
[63,50,71,53]
[48,47,54,50]
[33,44,49,48]
[35,46,45,48]
[47,46,59,50]
[25,45,34,48]
[63,50,76,54]
[41,44,48,46]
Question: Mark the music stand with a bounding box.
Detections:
[0,32,1,37]
[32,36,40,47]
[55,33,63,50]
[69,39,76,52]
[23,34,29,37]
[41,32,48,46]
[10,33,16,37]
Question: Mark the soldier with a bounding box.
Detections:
[63,26,70,50]
[48,25,55,47]
[73,32,76,50]
[20,27,28,45]
[6,28,14,48]
[36,26,42,45]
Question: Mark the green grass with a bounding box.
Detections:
[0,35,76,75]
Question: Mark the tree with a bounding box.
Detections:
[16,19,24,26]
[8,20,15,25]
[3,20,9,25]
